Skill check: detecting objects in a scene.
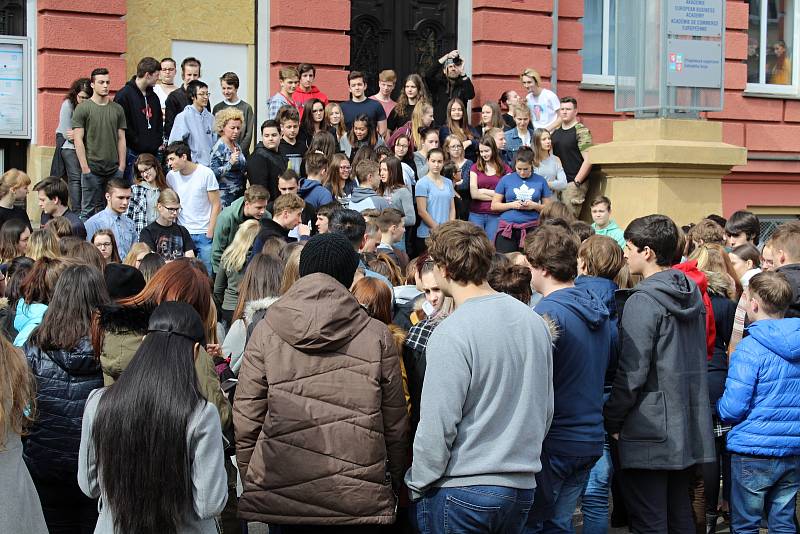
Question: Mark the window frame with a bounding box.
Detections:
[582,0,616,86]
[745,0,800,96]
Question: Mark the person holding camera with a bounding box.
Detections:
[426,49,475,126]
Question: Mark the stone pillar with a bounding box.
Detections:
[587,118,747,228]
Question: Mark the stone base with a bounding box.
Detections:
[587,119,747,228]
[26,144,57,226]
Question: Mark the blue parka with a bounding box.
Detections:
[718,318,800,456]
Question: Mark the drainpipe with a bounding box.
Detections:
[551,0,559,93]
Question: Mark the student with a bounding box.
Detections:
[254,192,308,247]
[211,185,269,273]
[717,271,800,534]
[375,207,409,270]
[92,230,120,264]
[388,101,434,154]
[488,126,513,167]
[214,219,261,326]
[533,128,568,193]
[168,80,215,167]
[325,101,347,140]
[769,221,800,318]
[413,127,441,179]
[209,107,248,208]
[729,243,762,286]
[370,69,397,118]
[349,159,389,213]
[54,77,92,211]
[443,134,474,220]
[267,66,299,120]
[340,114,385,160]
[604,214,715,534]
[390,132,418,187]
[234,231,408,528]
[126,153,168,234]
[315,201,340,235]
[35,176,87,239]
[724,210,760,249]
[113,56,163,180]
[499,89,522,130]
[405,220,553,533]
[293,63,329,111]
[340,71,387,136]
[139,188,196,261]
[277,107,305,173]
[590,195,626,248]
[551,96,593,217]
[479,101,505,135]
[469,134,512,241]
[154,57,177,116]
[24,264,108,532]
[299,98,329,146]
[378,156,415,242]
[164,57,210,139]
[248,119,288,200]
[387,73,430,132]
[504,103,534,161]
[415,148,455,253]
[212,72,255,157]
[438,97,479,162]
[524,224,612,533]
[84,178,138,259]
[164,141,221,273]
[298,152,335,210]
[491,148,552,252]
[79,302,227,534]
[521,68,562,131]
[72,68,127,219]
[324,153,357,207]
[0,173,33,237]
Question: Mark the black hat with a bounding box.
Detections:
[299,232,360,288]
[104,263,146,300]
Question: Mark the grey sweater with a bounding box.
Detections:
[405,292,554,499]
[78,389,228,533]
[389,186,416,227]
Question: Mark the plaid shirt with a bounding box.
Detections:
[127,183,158,234]
[266,92,297,120]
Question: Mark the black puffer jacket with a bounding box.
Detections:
[23,337,102,481]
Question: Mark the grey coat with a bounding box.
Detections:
[78,389,228,533]
[604,269,716,470]
[0,419,48,534]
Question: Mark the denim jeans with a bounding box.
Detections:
[468,212,500,242]
[526,451,599,533]
[81,168,123,220]
[191,233,213,274]
[60,147,83,212]
[580,393,613,534]
[123,148,138,184]
[414,485,534,534]
[730,454,800,534]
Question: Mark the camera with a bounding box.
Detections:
[452,55,463,66]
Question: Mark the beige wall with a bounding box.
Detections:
[125,0,257,105]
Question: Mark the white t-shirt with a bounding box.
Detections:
[526,88,561,129]
[166,164,219,234]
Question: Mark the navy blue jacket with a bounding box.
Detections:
[719,318,800,456]
[23,337,102,482]
[535,286,612,456]
[298,178,334,209]
[575,275,620,388]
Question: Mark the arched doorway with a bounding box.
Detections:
[349,0,458,97]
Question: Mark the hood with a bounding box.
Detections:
[31,337,98,376]
[124,76,154,96]
[544,286,609,331]
[266,273,371,353]
[704,270,735,299]
[632,268,705,320]
[394,284,422,305]
[748,318,800,362]
[15,301,47,328]
[97,303,154,335]
[295,85,323,96]
[243,296,280,323]
[574,275,618,319]
[350,186,379,203]
[778,263,800,284]
[299,178,324,193]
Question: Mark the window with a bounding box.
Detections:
[747,0,798,94]
[582,0,616,85]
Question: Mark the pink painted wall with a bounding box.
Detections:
[36,0,127,146]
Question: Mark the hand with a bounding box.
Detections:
[515,201,523,210]
[206,230,213,239]
[81,166,91,175]
[449,50,460,59]
[206,343,222,358]
[66,129,75,142]
[611,433,620,440]
[119,166,125,173]
[229,150,239,165]
[462,139,471,150]
[297,223,311,237]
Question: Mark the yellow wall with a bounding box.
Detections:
[124,0,256,105]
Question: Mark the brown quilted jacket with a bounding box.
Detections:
[233,273,409,525]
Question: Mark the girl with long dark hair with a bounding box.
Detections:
[53,78,92,209]
[387,73,430,131]
[91,229,121,264]
[79,301,227,534]
[378,156,416,248]
[389,132,417,187]
[439,98,479,161]
[0,256,33,342]
[0,218,30,264]
[23,264,110,533]
[469,134,512,240]
[300,98,329,145]
[340,114,385,160]
[128,152,168,234]
[324,153,356,206]
[14,257,76,347]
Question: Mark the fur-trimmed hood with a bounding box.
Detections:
[243,297,280,324]
[97,302,155,335]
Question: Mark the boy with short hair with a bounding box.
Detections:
[212,72,255,157]
[298,152,334,210]
[375,207,409,269]
[524,225,612,532]
[768,220,800,318]
[277,107,305,173]
[370,69,397,118]
[255,192,309,247]
[341,71,387,136]
[718,271,800,534]
[349,160,389,213]
[315,201,340,234]
[724,210,760,248]
[36,176,87,239]
[168,80,215,166]
[590,196,625,248]
[267,67,299,120]
[248,119,288,201]
[604,214,715,533]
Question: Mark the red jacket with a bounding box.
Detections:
[293,85,329,118]
[673,260,716,361]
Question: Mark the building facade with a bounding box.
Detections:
[13,0,800,226]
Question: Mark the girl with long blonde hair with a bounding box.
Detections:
[214,219,261,326]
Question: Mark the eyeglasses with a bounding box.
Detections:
[95,242,112,248]
[139,167,155,175]
[339,165,351,170]
[196,92,210,98]
[162,206,182,213]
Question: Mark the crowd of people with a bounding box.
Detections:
[2,52,800,534]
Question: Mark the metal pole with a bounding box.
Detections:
[551,0,559,94]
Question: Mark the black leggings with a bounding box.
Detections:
[495,229,524,253]
[703,434,731,516]
[32,475,97,534]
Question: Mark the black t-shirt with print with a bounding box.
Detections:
[140,221,195,261]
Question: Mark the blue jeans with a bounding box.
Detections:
[414,485,534,534]
[81,168,123,220]
[526,452,600,534]
[580,393,613,534]
[730,454,800,534]
[468,212,500,241]
[191,234,213,274]
[123,148,138,184]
